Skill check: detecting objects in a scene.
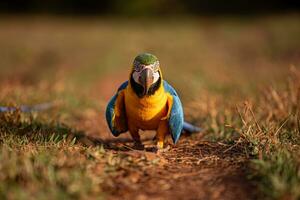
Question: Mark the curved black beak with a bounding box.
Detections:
[139,68,154,95]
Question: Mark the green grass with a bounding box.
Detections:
[0,14,300,199]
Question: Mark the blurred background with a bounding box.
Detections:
[0,0,300,134]
[1,0,300,15]
[1,2,300,199]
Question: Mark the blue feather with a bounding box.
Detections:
[183,122,201,133]
[105,81,128,136]
[163,81,201,143]
[163,80,179,96]
[117,81,128,92]
[163,81,184,144]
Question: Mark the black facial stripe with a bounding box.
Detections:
[130,75,144,97]
[130,72,161,98]
[147,77,161,95]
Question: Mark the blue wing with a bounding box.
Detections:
[105,81,128,136]
[163,81,184,144]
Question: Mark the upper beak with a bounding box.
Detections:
[139,68,154,95]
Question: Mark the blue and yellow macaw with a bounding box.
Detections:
[106,53,200,150]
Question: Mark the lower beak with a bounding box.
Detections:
[139,68,154,95]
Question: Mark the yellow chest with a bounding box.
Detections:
[124,84,168,130]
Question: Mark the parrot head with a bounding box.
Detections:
[130,53,162,98]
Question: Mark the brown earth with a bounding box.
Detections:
[73,75,258,200]
[2,67,258,200]
[105,137,257,200]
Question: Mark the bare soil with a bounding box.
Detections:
[77,105,257,200]
[72,74,259,200]
[105,137,256,200]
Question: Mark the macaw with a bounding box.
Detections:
[106,53,200,150]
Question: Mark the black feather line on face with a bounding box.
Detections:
[130,72,161,98]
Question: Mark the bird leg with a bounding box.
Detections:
[128,125,144,150]
[156,120,169,150]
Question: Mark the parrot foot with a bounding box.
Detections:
[156,141,170,153]
[156,144,170,153]
[133,142,145,150]
[157,141,164,149]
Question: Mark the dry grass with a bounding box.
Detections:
[0,15,300,199]
[240,68,300,199]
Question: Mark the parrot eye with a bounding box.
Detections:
[133,60,144,72]
[136,65,144,72]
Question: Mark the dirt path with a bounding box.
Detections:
[78,113,257,200]
[78,74,258,200]
[101,135,256,200]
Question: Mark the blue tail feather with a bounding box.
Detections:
[182,122,201,133]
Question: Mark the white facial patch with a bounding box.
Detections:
[132,71,140,84]
[152,71,160,83]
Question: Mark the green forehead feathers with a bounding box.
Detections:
[134,53,158,65]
